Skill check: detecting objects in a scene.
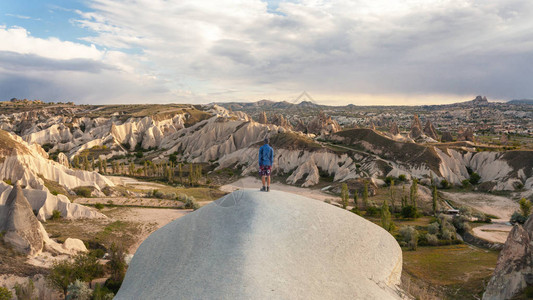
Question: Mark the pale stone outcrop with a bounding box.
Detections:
[483,216,533,300]
[0,130,107,220]
[117,190,404,299]
[57,152,70,167]
[1,184,44,256]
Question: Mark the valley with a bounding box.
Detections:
[0,97,532,299]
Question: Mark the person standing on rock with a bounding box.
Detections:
[259,137,274,192]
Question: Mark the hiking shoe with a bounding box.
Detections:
[260,186,266,192]
[267,186,270,192]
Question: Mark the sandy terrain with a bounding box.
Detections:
[221,176,336,202]
[110,207,191,253]
[107,176,170,190]
[76,197,184,208]
[441,191,518,244]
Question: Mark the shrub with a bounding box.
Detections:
[151,189,164,199]
[452,215,471,233]
[525,286,533,298]
[73,187,92,198]
[95,203,105,210]
[0,286,12,300]
[2,179,12,185]
[428,222,439,235]
[520,198,532,218]
[401,205,417,218]
[105,243,126,294]
[51,190,59,196]
[66,280,91,300]
[47,254,104,297]
[51,210,62,220]
[398,174,407,182]
[441,228,454,240]
[184,196,200,210]
[14,279,35,299]
[469,172,481,185]
[440,179,449,189]
[365,206,380,217]
[399,226,418,250]
[426,233,439,246]
[461,179,471,189]
[384,176,395,186]
[92,284,114,300]
[511,211,527,224]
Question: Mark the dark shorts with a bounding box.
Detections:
[259,165,271,176]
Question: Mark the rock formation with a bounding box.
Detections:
[270,113,292,129]
[117,190,404,299]
[457,127,475,142]
[441,131,453,142]
[409,114,423,139]
[306,111,341,136]
[390,122,399,136]
[1,183,44,256]
[257,111,268,124]
[57,152,70,167]
[483,216,533,300]
[423,120,439,141]
[0,130,107,220]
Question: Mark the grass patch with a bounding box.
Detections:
[402,244,498,299]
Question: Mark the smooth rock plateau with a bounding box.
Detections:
[117,190,403,299]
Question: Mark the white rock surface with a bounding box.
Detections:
[117,190,404,300]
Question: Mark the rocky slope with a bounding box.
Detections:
[0,183,87,256]
[117,190,404,299]
[0,130,106,220]
[1,103,531,193]
[483,216,533,300]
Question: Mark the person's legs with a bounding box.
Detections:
[267,175,271,192]
[267,175,270,187]
[261,175,266,187]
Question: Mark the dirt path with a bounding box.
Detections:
[221,176,336,202]
[441,191,517,244]
[107,176,169,190]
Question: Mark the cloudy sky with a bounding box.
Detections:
[1,0,532,105]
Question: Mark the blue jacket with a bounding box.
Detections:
[258,144,274,166]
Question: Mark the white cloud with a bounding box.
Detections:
[2,0,533,104]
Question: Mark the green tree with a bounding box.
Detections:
[340,183,349,209]
[128,162,135,176]
[189,163,194,186]
[381,198,393,232]
[353,191,358,209]
[47,254,104,298]
[432,185,438,215]
[410,178,418,209]
[389,179,395,212]
[362,181,369,209]
[178,163,183,183]
[520,198,532,218]
[401,184,407,208]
